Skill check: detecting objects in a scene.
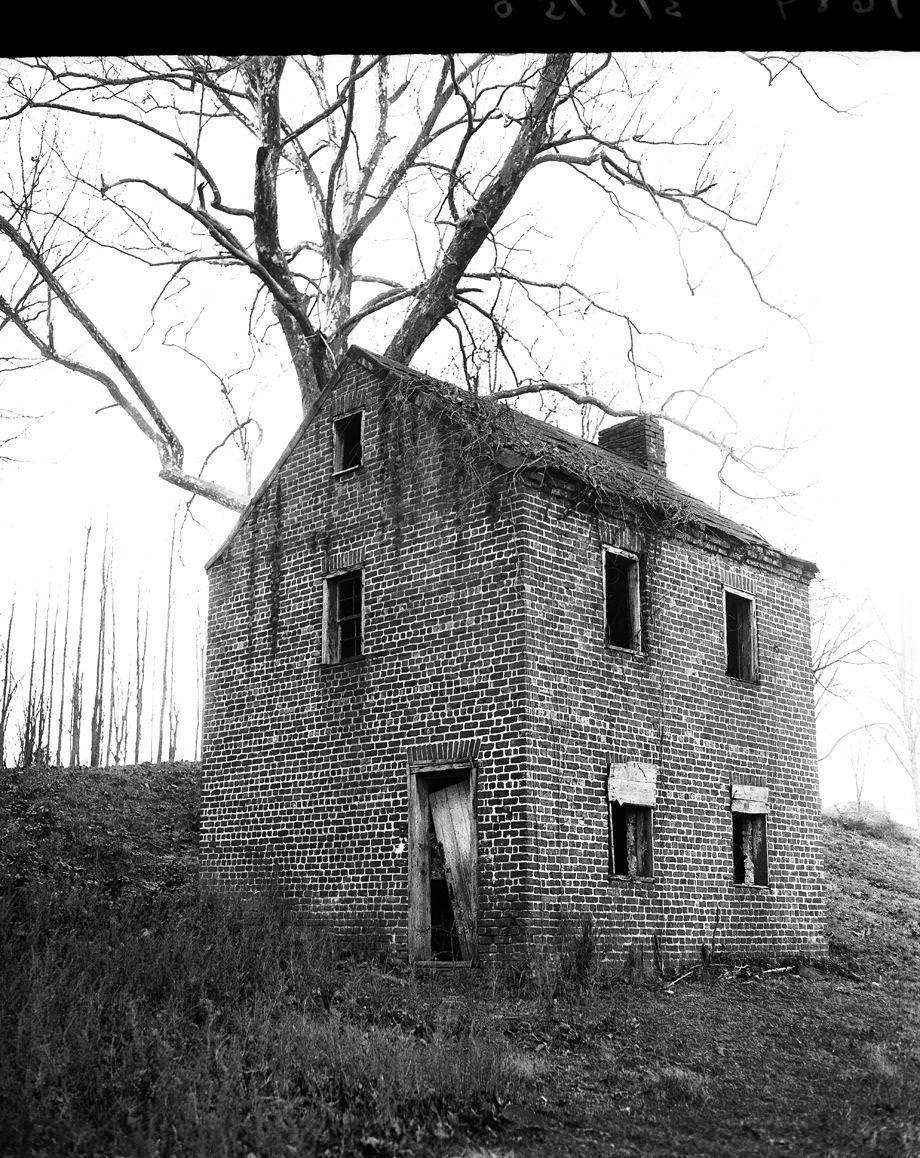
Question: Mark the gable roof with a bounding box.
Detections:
[206,345,816,576]
[350,347,815,573]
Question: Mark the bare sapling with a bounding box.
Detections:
[105,541,117,763]
[45,601,59,767]
[167,606,178,762]
[134,584,149,766]
[35,591,54,766]
[20,597,39,768]
[157,520,177,764]
[194,612,203,761]
[0,602,16,768]
[70,527,92,767]
[55,560,72,766]
[89,525,110,768]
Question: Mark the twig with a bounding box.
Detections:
[665,964,704,990]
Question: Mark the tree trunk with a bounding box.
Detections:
[387,53,572,365]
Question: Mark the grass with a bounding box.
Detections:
[2,764,920,1157]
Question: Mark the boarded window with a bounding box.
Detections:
[324,570,363,662]
[333,411,363,472]
[725,590,756,681]
[610,803,653,877]
[732,812,768,885]
[604,548,641,651]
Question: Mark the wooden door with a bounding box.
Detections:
[428,778,477,962]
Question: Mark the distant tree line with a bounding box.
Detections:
[0,521,204,770]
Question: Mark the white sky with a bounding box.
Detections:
[0,53,917,821]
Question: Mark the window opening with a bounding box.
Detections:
[326,570,363,662]
[725,590,756,681]
[604,549,641,651]
[610,802,653,877]
[333,411,363,472]
[732,812,768,885]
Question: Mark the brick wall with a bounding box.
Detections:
[516,482,825,967]
[202,359,532,957]
[202,354,825,966]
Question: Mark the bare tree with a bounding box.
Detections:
[811,581,885,764]
[111,667,131,766]
[0,54,839,515]
[881,621,920,828]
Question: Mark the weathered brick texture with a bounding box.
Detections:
[202,348,826,967]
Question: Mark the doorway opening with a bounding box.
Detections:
[408,764,477,963]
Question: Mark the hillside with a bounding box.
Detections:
[1,764,919,1158]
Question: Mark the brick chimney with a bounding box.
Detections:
[597,416,667,478]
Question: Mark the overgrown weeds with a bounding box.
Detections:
[0,882,523,1158]
[488,911,608,1006]
[835,813,916,846]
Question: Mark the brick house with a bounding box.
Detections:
[202,345,826,967]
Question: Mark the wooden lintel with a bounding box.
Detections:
[410,761,472,776]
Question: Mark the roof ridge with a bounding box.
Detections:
[350,345,792,560]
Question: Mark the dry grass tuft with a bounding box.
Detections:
[650,1065,709,1101]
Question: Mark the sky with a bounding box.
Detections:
[0,52,917,821]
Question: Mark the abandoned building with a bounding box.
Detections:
[201,345,826,967]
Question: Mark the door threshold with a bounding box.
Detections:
[413,960,473,969]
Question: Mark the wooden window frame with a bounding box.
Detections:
[603,546,642,653]
[322,568,364,664]
[332,410,364,475]
[723,586,758,683]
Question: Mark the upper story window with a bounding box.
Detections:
[323,570,363,663]
[724,589,757,682]
[604,547,641,651]
[333,411,363,473]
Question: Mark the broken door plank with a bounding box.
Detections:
[429,779,476,962]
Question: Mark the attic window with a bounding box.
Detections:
[610,803,653,877]
[333,411,363,473]
[323,570,363,662]
[732,812,768,886]
[724,589,756,681]
[604,548,641,651]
